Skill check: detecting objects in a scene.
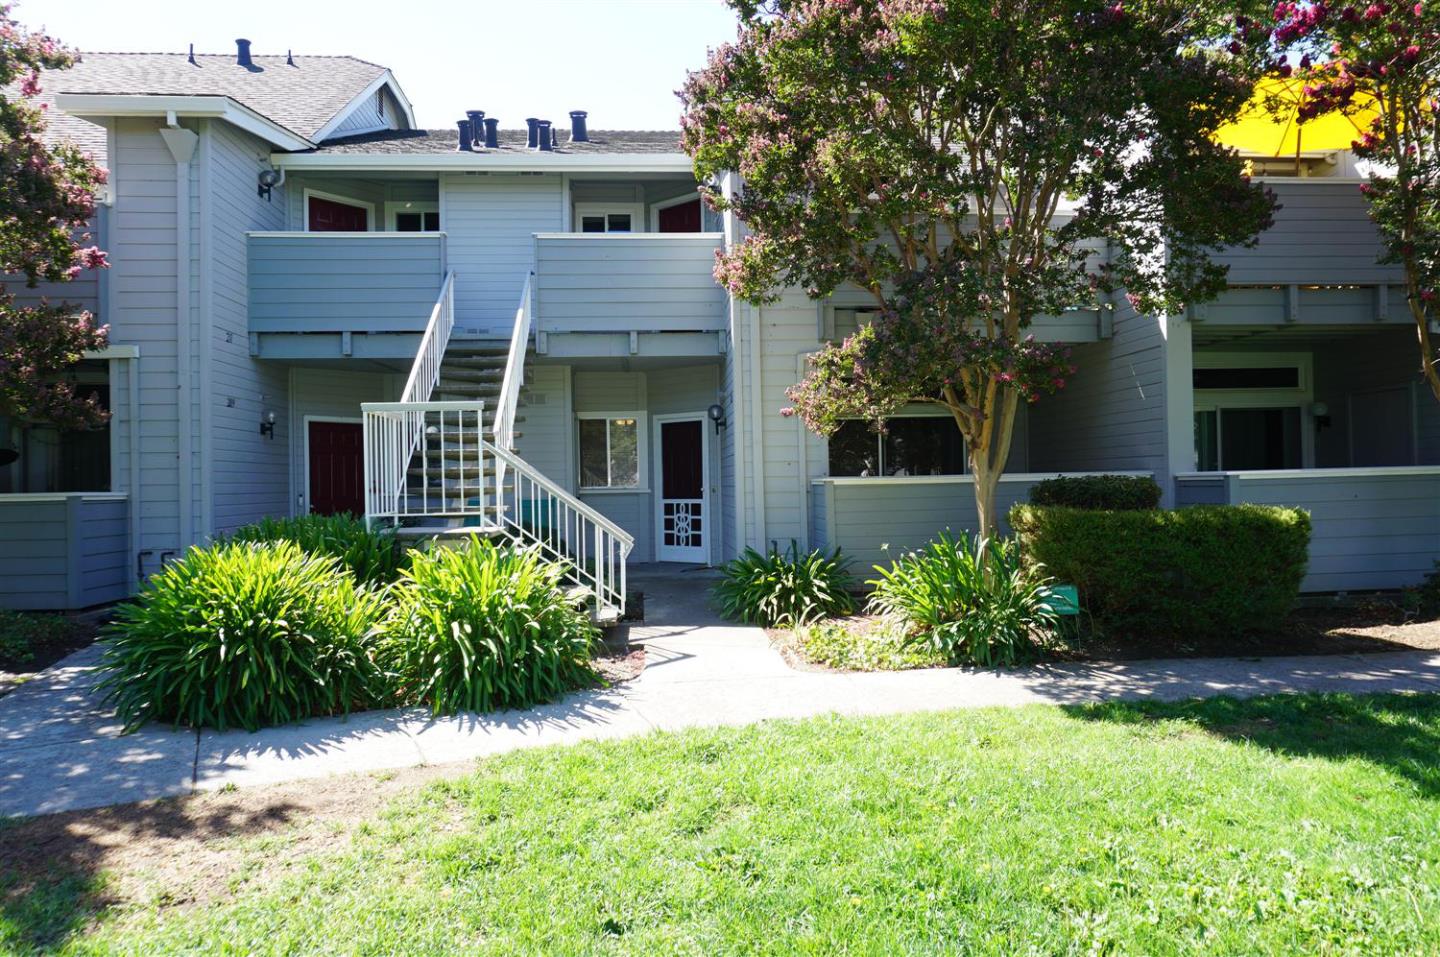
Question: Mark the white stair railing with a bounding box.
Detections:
[494,272,533,453]
[363,272,454,527]
[362,401,487,525]
[488,441,634,616]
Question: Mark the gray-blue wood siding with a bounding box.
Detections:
[0,496,129,610]
[1175,470,1440,592]
[1211,180,1405,285]
[534,234,727,334]
[248,233,446,334]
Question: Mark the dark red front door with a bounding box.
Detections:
[657,199,702,232]
[308,195,369,231]
[308,421,364,516]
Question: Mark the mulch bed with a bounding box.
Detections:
[0,612,105,698]
[593,645,646,683]
[1063,600,1440,662]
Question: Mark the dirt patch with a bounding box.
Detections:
[0,612,104,699]
[0,762,472,928]
[1066,601,1440,661]
[594,644,646,683]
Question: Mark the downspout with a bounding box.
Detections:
[748,299,767,549]
[720,171,748,556]
[196,120,214,540]
[159,114,199,550]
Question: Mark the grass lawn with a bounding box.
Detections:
[6,692,1440,955]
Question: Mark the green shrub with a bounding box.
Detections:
[713,544,857,627]
[381,537,598,715]
[1009,503,1311,640]
[99,542,389,731]
[1404,561,1440,618]
[0,610,78,667]
[792,619,946,671]
[1029,474,1162,511]
[868,532,1061,667]
[226,513,407,586]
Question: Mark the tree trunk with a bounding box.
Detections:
[1409,288,1440,405]
[966,384,1019,546]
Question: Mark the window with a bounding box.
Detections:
[580,212,633,233]
[1193,407,1302,471]
[387,202,440,232]
[827,416,965,477]
[394,210,440,231]
[0,360,111,493]
[578,417,641,488]
[575,203,642,234]
[1194,367,1300,390]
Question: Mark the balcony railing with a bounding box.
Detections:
[248,232,447,335]
[531,232,726,336]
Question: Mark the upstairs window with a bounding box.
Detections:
[394,210,440,231]
[575,203,642,234]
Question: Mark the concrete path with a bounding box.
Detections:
[4,567,1440,818]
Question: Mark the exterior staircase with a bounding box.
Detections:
[362,273,633,620]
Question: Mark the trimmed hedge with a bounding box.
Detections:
[1009,503,1311,640]
[1029,474,1162,511]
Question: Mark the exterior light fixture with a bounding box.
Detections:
[257,168,283,200]
[1310,400,1332,431]
[707,403,727,433]
[259,410,276,439]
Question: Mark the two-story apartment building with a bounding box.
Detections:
[2,42,1437,612]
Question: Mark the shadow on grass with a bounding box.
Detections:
[1064,691,1440,797]
[0,796,305,954]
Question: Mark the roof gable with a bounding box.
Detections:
[45,51,411,142]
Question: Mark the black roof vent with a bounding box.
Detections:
[456,119,474,152]
[187,43,196,66]
[525,118,539,149]
[536,120,553,151]
[483,117,499,149]
[466,111,485,148]
[235,38,253,68]
[286,49,295,67]
[569,110,588,143]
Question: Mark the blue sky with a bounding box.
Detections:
[19,0,739,130]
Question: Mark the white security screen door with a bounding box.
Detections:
[656,416,707,563]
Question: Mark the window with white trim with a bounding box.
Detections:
[575,203,642,234]
[827,414,965,477]
[578,416,641,488]
[0,360,111,492]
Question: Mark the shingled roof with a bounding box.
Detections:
[309,127,683,156]
[45,51,393,142]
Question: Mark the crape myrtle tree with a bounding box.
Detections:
[1268,1,1440,401]
[0,3,109,432]
[680,0,1277,541]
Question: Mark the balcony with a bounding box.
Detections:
[531,232,727,357]
[247,232,448,360]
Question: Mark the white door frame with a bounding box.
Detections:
[652,412,710,564]
[302,415,363,515]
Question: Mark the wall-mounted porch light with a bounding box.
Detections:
[259,410,276,439]
[1310,400,1331,431]
[257,168,284,201]
[707,403,727,434]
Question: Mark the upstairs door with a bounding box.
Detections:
[308,420,365,516]
[308,195,370,231]
[655,415,707,564]
[657,198,702,232]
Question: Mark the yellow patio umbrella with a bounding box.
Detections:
[1214,77,1383,162]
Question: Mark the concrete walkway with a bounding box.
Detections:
[4,566,1440,818]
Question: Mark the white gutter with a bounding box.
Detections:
[55,93,314,152]
[269,151,694,174]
